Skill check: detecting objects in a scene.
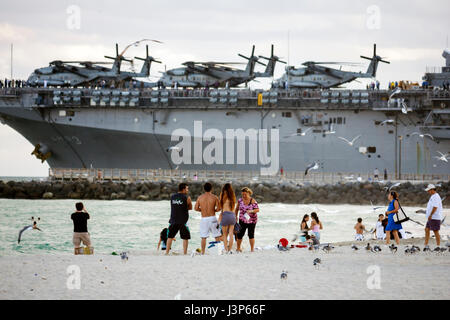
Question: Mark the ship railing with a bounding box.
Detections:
[48,168,449,185]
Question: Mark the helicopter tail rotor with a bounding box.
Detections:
[361,43,390,77]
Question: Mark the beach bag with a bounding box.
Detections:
[394,201,410,224]
[234,222,241,234]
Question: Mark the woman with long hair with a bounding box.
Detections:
[310,212,323,242]
[385,191,401,245]
[299,214,310,241]
[218,183,237,253]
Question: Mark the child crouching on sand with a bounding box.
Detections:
[157,227,176,251]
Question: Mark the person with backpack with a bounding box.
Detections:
[385,191,402,245]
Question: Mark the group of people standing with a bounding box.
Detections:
[163,182,260,255]
[0,78,27,88]
[69,182,445,255]
[354,184,444,248]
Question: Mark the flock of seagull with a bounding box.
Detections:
[281,117,448,175]
[280,236,450,280]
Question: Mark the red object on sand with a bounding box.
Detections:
[279,238,289,247]
[290,244,308,248]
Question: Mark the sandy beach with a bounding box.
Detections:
[1,237,448,300]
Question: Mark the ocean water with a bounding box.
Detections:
[0,199,448,256]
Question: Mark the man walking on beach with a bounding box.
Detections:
[166,183,193,255]
[195,182,222,254]
[424,184,443,249]
[71,202,92,255]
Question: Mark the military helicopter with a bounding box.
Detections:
[27,40,161,87]
[274,44,389,89]
[157,45,271,88]
[254,44,287,77]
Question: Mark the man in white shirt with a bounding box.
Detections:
[424,184,443,248]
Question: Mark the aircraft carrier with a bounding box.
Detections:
[0,49,449,176]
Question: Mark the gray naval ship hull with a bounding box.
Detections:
[0,88,449,175]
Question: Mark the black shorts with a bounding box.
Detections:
[236,222,256,240]
[167,223,191,240]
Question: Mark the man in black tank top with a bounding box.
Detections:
[166,183,192,255]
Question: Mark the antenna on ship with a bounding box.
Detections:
[287,30,290,69]
[10,43,13,79]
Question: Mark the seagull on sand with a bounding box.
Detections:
[18,217,42,244]
[410,132,434,141]
[445,236,450,249]
[280,270,288,280]
[313,258,321,269]
[351,244,359,251]
[389,244,397,253]
[434,151,449,162]
[371,245,382,253]
[322,243,334,253]
[365,243,372,251]
[283,128,312,138]
[338,135,361,146]
[433,247,447,254]
[304,162,319,176]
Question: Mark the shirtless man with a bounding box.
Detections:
[354,217,366,241]
[195,182,222,254]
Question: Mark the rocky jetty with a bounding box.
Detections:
[0,179,448,206]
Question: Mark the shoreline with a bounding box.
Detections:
[0,236,448,300]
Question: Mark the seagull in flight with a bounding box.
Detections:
[18,217,42,244]
[305,162,320,176]
[338,135,361,146]
[283,128,312,138]
[401,100,409,114]
[434,151,449,162]
[370,201,383,211]
[166,146,181,152]
[410,132,434,140]
[389,87,401,100]
[380,119,394,126]
[382,182,401,193]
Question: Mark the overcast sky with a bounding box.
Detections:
[0,0,449,176]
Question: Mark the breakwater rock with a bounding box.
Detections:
[0,179,448,206]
